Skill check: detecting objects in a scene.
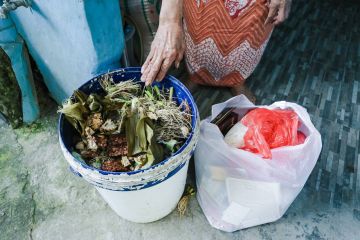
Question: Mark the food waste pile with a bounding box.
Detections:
[59,77,192,172]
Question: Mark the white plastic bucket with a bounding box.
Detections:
[59,128,198,222]
[96,160,190,222]
[58,68,200,223]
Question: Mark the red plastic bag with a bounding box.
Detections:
[240,108,305,159]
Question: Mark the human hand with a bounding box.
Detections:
[265,0,292,25]
[140,22,185,86]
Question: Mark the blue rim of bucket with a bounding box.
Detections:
[58,67,198,178]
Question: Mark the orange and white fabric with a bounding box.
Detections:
[183,0,273,87]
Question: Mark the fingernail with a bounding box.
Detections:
[176,62,180,68]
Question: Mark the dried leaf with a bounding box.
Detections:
[121,156,131,167]
[73,90,88,105]
[101,78,140,101]
[86,136,98,150]
[100,119,117,132]
[177,185,196,216]
[142,150,154,169]
[136,116,148,151]
[59,91,89,134]
[181,126,190,138]
[87,113,103,130]
[145,122,154,144]
[59,101,86,122]
[150,134,164,164]
[75,141,85,150]
[147,112,158,120]
[125,117,134,156]
[125,112,143,155]
[84,126,95,136]
[87,94,103,112]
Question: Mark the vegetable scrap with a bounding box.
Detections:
[59,76,192,172]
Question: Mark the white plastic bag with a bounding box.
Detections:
[195,95,322,232]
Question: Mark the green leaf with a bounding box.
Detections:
[163,139,178,152]
[154,86,161,99]
[145,89,154,100]
[168,87,173,101]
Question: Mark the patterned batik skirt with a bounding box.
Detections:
[183,0,273,87]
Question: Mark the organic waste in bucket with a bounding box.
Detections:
[58,67,200,223]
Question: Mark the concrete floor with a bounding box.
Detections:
[1,0,360,239]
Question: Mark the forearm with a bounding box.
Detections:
[159,0,183,24]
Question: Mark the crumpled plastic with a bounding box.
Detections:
[240,108,306,159]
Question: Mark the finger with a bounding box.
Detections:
[155,54,177,82]
[142,49,161,84]
[142,47,155,73]
[175,49,185,69]
[145,54,165,86]
[273,15,285,25]
[141,46,156,78]
[273,4,286,25]
[264,3,279,25]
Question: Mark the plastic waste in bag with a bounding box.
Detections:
[224,122,248,148]
[195,95,322,232]
[240,108,306,159]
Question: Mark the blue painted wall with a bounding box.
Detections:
[9,0,125,103]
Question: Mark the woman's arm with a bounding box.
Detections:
[141,0,184,86]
